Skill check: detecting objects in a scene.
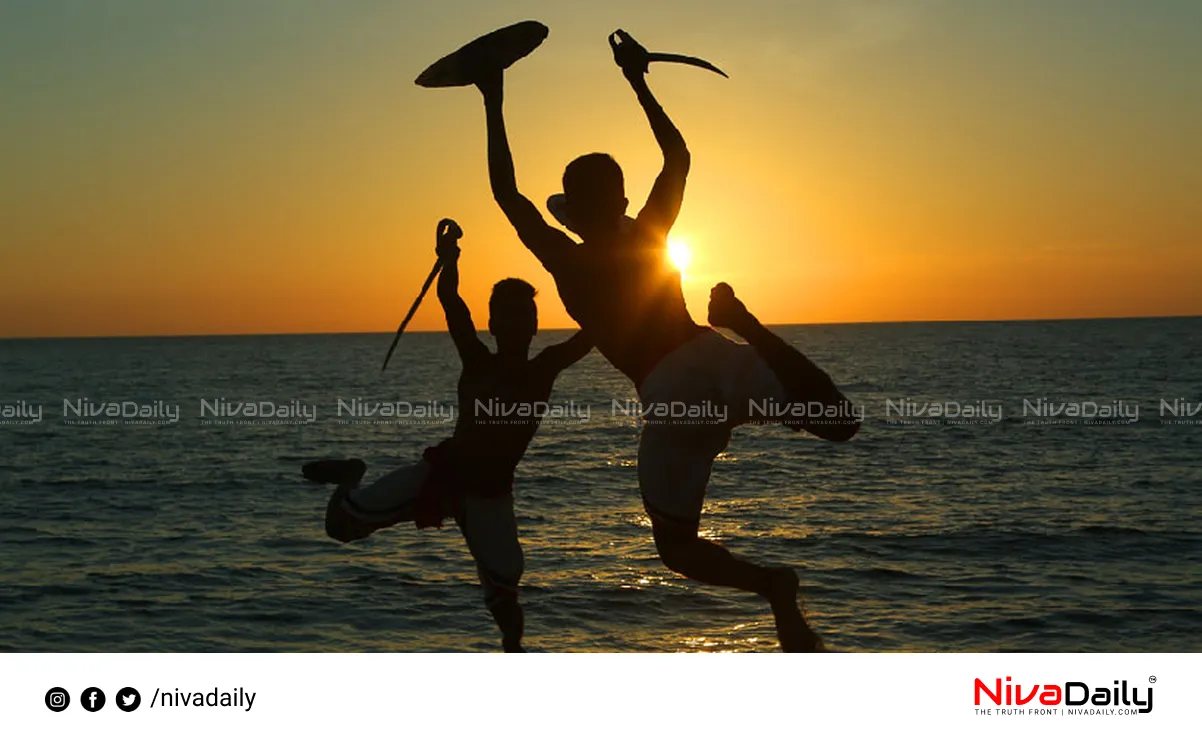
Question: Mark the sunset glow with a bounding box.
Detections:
[1,2,1200,338]
[668,239,693,273]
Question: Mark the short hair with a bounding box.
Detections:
[489,278,537,311]
[563,153,624,199]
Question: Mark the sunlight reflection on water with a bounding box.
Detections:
[1,320,1200,651]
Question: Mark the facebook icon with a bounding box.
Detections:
[81,687,106,712]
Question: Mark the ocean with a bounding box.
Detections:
[1,317,1199,652]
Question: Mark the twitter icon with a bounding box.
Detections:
[116,687,141,712]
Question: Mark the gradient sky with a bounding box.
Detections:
[2,0,1200,338]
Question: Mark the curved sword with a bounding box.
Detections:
[646,52,728,78]
[610,29,729,79]
[380,258,441,373]
[380,219,463,373]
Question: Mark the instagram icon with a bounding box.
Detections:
[45,687,70,712]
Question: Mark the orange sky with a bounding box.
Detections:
[2,1,1200,338]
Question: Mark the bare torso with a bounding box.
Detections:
[442,353,558,491]
[544,224,703,389]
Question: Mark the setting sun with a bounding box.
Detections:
[668,239,692,273]
[2,2,1201,341]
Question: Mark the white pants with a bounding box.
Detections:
[637,329,785,528]
[350,460,524,606]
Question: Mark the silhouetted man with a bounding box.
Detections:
[474,31,860,651]
[304,220,592,652]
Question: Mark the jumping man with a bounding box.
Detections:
[474,31,861,651]
[304,219,592,652]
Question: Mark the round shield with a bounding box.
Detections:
[415,21,549,88]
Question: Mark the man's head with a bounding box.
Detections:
[488,278,538,346]
[562,153,628,238]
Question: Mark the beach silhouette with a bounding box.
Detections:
[1,6,1199,657]
[306,217,591,651]
[371,21,861,651]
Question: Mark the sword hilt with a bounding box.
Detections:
[609,29,649,76]
[435,218,463,262]
[437,218,463,245]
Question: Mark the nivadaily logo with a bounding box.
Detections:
[974,676,1154,715]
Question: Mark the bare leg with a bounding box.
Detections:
[460,493,527,652]
[652,522,824,652]
[708,283,860,442]
[304,458,426,543]
[640,423,825,651]
[488,594,525,653]
[652,523,771,593]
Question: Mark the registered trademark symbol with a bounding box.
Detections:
[1149,676,1157,684]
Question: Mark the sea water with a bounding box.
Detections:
[1,318,1199,651]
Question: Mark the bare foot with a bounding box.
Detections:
[707,282,754,333]
[303,458,366,486]
[766,567,826,653]
[325,483,373,543]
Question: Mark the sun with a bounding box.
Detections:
[667,238,692,272]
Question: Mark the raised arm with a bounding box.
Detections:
[434,220,489,364]
[476,71,574,267]
[611,31,691,240]
[534,330,594,375]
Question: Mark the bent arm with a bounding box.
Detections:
[630,73,690,239]
[535,330,594,374]
[479,78,572,266]
[437,249,488,363]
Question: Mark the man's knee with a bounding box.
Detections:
[482,577,521,610]
[482,557,522,585]
[478,554,523,608]
[505,545,526,585]
[652,523,701,574]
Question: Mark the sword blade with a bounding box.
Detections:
[381,258,443,372]
[646,52,728,78]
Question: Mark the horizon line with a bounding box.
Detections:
[1,313,1199,342]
